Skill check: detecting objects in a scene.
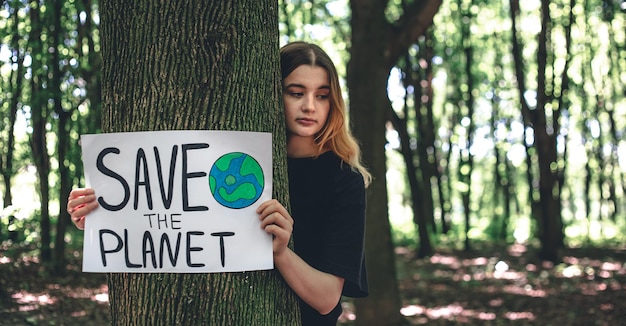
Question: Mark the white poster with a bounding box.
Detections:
[80,130,273,273]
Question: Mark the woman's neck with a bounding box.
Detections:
[287,135,319,158]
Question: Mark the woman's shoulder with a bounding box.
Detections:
[317,152,365,194]
[317,151,360,175]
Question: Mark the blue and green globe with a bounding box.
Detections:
[209,152,265,209]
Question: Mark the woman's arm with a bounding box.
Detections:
[274,247,344,315]
[256,199,344,315]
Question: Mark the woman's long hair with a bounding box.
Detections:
[280,42,371,186]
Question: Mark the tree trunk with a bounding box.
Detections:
[509,0,564,262]
[1,6,22,241]
[49,0,71,275]
[459,0,476,252]
[349,1,404,324]
[389,107,433,259]
[349,0,441,324]
[100,1,299,324]
[390,50,435,258]
[28,0,52,263]
[413,33,440,239]
[54,110,71,275]
[533,0,563,262]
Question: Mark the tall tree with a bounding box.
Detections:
[0,2,23,241]
[48,0,73,275]
[390,42,438,258]
[510,0,571,261]
[349,0,442,324]
[27,0,53,262]
[100,0,299,324]
[458,0,477,251]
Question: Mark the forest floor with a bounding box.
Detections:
[1,242,625,325]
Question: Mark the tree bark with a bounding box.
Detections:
[100,1,299,324]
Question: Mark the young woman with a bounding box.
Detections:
[68,42,370,325]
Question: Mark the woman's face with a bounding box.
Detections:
[282,65,331,139]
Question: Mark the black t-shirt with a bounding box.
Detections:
[288,151,368,326]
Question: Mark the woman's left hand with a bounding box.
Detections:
[256,199,294,256]
[67,188,98,230]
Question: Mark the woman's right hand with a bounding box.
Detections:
[67,188,99,230]
[256,199,294,257]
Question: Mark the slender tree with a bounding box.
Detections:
[48,0,73,275]
[0,3,23,241]
[100,0,299,324]
[27,0,53,262]
[458,0,477,252]
[390,46,437,258]
[509,0,568,261]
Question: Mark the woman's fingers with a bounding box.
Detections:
[68,188,98,230]
[69,188,95,200]
[257,199,293,224]
[259,208,294,233]
[68,194,96,212]
[256,199,279,215]
[69,201,97,230]
[73,216,86,230]
[67,194,97,219]
[257,199,294,254]
[261,212,293,232]
[72,200,98,217]
[67,188,95,213]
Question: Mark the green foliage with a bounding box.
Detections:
[1,0,625,264]
[279,0,350,78]
[384,0,626,251]
[0,0,101,259]
[1,206,40,245]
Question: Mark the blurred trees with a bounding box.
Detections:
[1,0,101,274]
[416,0,626,255]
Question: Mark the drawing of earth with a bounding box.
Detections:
[209,152,264,209]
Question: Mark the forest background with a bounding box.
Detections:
[0,0,625,325]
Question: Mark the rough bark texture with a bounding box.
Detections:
[100,1,299,324]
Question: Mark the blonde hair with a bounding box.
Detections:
[280,42,371,186]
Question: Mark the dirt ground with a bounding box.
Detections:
[1,242,625,325]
